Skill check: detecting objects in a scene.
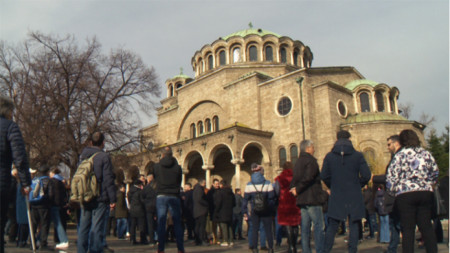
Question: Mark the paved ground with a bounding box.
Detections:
[4,224,449,253]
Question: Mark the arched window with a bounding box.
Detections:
[363,148,376,171]
[376,91,385,112]
[360,92,371,112]
[169,84,174,97]
[213,116,219,132]
[293,50,299,66]
[280,47,287,63]
[219,50,226,66]
[279,147,287,168]
[176,83,183,89]
[207,54,213,70]
[198,121,204,135]
[233,48,241,63]
[249,45,257,61]
[265,46,273,62]
[205,118,212,132]
[389,94,396,113]
[190,123,196,139]
[290,145,298,165]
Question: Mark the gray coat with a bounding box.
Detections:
[320,139,371,221]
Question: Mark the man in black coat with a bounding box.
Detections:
[321,130,371,253]
[77,132,117,253]
[193,179,209,246]
[153,146,185,253]
[290,139,325,253]
[181,183,195,240]
[0,95,31,253]
[142,174,157,245]
[232,188,244,240]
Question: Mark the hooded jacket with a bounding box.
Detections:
[153,155,182,196]
[192,183,208,219]
[242,172,275,216]
[80,146,117,204]
[213,187,235,223]
[320,139,371,221]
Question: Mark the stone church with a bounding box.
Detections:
[133,26,425,189]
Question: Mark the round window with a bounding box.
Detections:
[337,100,347,117]
[278,97,292,116]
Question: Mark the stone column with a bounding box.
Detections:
[371,91,376,112]
[181,168,189,188]
[231,159,244,189]
[386,93,391,112]
[202,165,214,188]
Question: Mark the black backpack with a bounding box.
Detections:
[48,178,68,207]
[252,181,268,215]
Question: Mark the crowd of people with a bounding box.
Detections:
[0,92,448,253]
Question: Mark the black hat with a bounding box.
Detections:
[337,130,351,140]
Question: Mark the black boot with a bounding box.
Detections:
[286,226,294,253]
[291,226,299,253]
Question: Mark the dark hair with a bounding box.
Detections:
[50,167,61,175]
[162,146,173,157]
[220,180,229,188]
[235,188,241,193]
[337,130,351,139]
[283,161,293,170]
[91,132,105,147]
[387,135,400,143]
[399,129,421,147]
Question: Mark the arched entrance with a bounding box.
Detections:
[241,144,264,187]
[211,145,234,186]
[184,151,204,186]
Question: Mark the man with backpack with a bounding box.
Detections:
[242,163,276,253]
[76,132,117,253]
[30,165,52,251]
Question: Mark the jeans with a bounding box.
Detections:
[396,191,437,253]
[50,207,68,243]
[146,211,156,243]
[116,218,127,239]
[324,217,359,253]
[301,205,325,253]
[248,220,267,248]
[102,207,110,247]
[219,222,233,244]
[387,213,401,253]
[77,201,108,253]
[194,215,207,244]
[31,207,50,246]
[250,214,273,249]
[275,212,283,245]
[367,213,378,236]
[232,213,243,238]
[156,195,184,252]
[379,214,390,243]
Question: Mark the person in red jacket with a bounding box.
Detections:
[274,161,300,253]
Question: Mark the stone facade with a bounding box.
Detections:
[133,27,425,189]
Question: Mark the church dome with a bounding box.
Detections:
[191,25,313,78]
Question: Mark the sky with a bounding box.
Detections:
[1,0,449,135]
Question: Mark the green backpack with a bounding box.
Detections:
[70,153,100,205]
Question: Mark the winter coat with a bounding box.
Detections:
[80,146,117,204]
[386,147,439,196]
[206,187,217,219]
[374,188,388,216]
[242,172,276,217]
[128,185,145,218]
[290,152,326,207]
[182,189,194,218]
[363,187,376,215]
[142,181,157,213]
[275,169,301,226]
[213,187,235,223]
[233,193,243,215]
[48,175,68,207]
[153,155,182,196]
[320,139,371,221]
[115,190,128,219]
[0,117,31,192]
[193,183,209,219]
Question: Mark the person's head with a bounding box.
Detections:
[184,183,192,191]
[139,174,146,184]
[282,161,293,170]
[198,179,206,187]
[251,163,264,174]
[235,188,241,195]
[90,132,105,147]
[146,174,154,183]
[387,135,401,154]
[300,139,315,155]
[0,95,14,120]
[336,130,351,140]
[49,167,61,178]
[161,146,173,158]
[212,178,219,189]
[219,180,229,189]
[38,164,50,176]
[399,129,421,148]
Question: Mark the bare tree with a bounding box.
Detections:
[0,31,160,175]
[398,102,413,119]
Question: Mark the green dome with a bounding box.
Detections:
[345,79,379,90]
[222,28,281,41]
[344,112,408,124]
